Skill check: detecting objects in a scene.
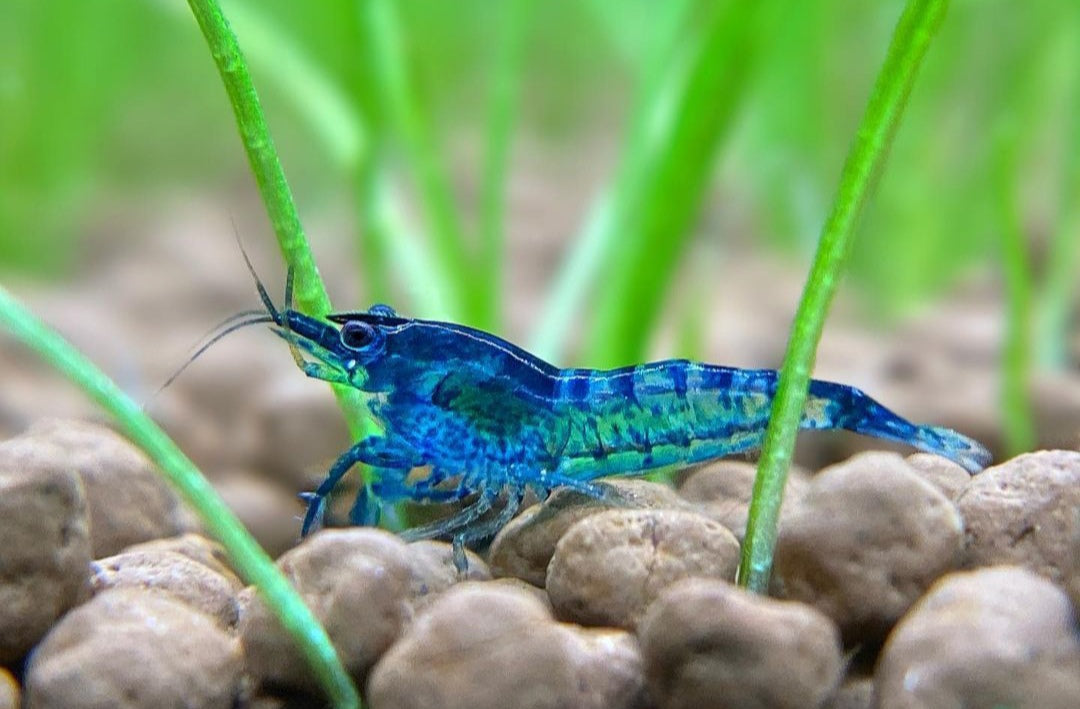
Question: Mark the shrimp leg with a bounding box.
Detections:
[347,480,382,526]
[397,486,498,543]
[535,470,626,504]
[301,435,421,536]
[457,486,527,546]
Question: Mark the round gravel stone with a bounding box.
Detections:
[547,508,740,629]
[367,583,646,709]
[24,588,242,709]
[774,452,963,643]
[240,528,414,692]
[404,540,490,612]
[0,461,90,664]
[639,578,843,709]
[678,460,808,541]
[489,479,689,587]
[89,549,241,628]
[0,419,193,557]
[903,453,971,500]
[876,565,1080,709]
[956,449,1080,584]
[120,533,238,581]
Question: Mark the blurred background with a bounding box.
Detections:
[2,0,1079,481]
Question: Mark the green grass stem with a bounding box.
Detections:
[993,113,1037,456]
[361,0,473,323]
[156,0,444,324]
[987,18,1047,455]
[0,285,360,709]
[185,0,368,441]
[529,0,702,362]
[477,0,530,331]
[997,184,1036,455]
[738,0,950,593]
[201,0,365,170]
[1037,17,1080,369]
[579,0,758,368]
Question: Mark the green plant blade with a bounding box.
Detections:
[990,39,1041,457]
[738,0,950,593]
[1036,15,1080,370]
[528,0,693,362]
[581,0,758,368]
[184,0,368,441]
[476,0,530,331]
[531,0,753,366]
[0,285,360,709]
[159,0,366,170]
[358,0,472,323]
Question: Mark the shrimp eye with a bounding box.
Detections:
[340,321,376,351]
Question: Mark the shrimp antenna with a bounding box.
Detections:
[152,311,275,397]
[149,232,308,408]
[233,229,307,370]
[235,228,280,323]
[275,265,306,370]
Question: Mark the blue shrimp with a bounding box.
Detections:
[255,287,991,566]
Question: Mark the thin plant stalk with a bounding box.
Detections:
[993,119,1036,455]
[997,184,1036,455]
[185,0,368,440]
[477,0,530,331]
[155,0,444,324]
[531,0,752,366]
[528,0,694,362]
[1037,16,1080,369]
[987,19,1044,455]
[0,285,360,709]
[361,0,472,322]
[580,0,758,368]
[739,0,950,593]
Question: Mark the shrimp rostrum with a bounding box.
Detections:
[260,293,991,564]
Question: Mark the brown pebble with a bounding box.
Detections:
[155,332,281,473]
[240,528,413,692]
[547,508,740,629]
[251,376,351,490]
[823,676,873,709]
[405,541,490,612]
[1068,535,1080,615]
[561,625,647,709]
[774,452,962,643]
[489,479,688,587]
[639,578,842,709]
[367,583,646,709]
[904,453,971,500]
[956,450,1080,584]
[0,419,192,557]
[90,549,241,628]
[213,472,302,558]
[121,533,238,581]
[0,462,90,664]
[24,587,242,709]
[484,577,554,612]
[678,460,808,540]
[876,566,1080,708]
[0,668,19,709]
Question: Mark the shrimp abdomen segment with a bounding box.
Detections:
[552,362,776,479]
[552,361,991,479]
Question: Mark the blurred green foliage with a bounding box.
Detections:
[2,0,1077,370]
